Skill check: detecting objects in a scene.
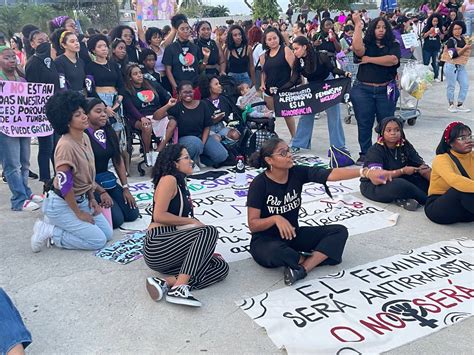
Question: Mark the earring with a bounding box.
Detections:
[269,164,273,171]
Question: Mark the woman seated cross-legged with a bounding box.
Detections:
[123,64,178,167]
[425,121,474,224]
[143,144,229,307]
[246,138,390,286]
[85,98,139,229]
[166,81,229,172]
[31,91,113,252]
[360,117,431,211]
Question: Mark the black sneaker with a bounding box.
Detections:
[284,265,307,286]
[394,198,420,211]
[355,155,365,166]
[29,170,39,179]
[146,277,169,302]
[165,284,202,307]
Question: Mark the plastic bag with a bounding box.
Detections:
[401,62,433,99]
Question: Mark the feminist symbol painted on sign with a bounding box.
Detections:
[381,299,438,329]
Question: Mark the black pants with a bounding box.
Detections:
[94,184,140,229]
[425,188,474,224]
[360,174,429,205]
[250,225,348,270]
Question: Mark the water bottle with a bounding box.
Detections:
[234,155,248,188]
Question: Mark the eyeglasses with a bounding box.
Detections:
[456,135,473,142]
[176,155,191,161]
[272,148,292,157]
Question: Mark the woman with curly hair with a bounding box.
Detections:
[109,25,142,64]
[225,24,255,86]
[421,13,444,82]
[143,144,229,307]
[351,13,401,165]
[195,20,226,76]
[31,91,113,252]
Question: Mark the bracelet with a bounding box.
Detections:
[400,168,404,175]
[122,184,129,189]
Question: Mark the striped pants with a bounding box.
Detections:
[143,225,229,289]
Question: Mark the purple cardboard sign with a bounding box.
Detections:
[0,80,54,137]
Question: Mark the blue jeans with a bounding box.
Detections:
[422,49,439,79]
[178,135,228,166]
[228,72,252,86]
[37,134,54,182]
[94,184,140,229]
[0,133,32,210]
[291,103,346,149]
[351,81,399,155]
[444,63,469,104]
[43,191,113,250]
[0,289,32,354]
[465,11,474,37]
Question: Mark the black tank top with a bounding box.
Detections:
[228,46,249,73]
[263,45,291,92]
[152,182,194,222]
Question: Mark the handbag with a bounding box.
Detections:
[328,146,355,168]
[95,171,118,190]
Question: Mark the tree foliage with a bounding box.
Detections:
[201,5,230,18]
[253,0,281,20]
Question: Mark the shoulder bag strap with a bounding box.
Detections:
[447,151,471,179]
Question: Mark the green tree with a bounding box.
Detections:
[202,5,230,17]
[253,0,280,20]
[0,6,22,35]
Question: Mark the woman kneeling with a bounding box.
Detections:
[246,138,390,286]
[144,145,229,306]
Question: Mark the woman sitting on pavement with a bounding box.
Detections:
[167,81,228,171]
[85,98,139,229]
[425,121,474,224]
[246,138,390,286]
[144,144,229,307]
[360,117,431,211]
[123,64,178,167]
[31,91,113,252]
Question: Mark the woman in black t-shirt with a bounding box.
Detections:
[313,18,342,54]
[109,25,142,64]
[167,81,229,171]
[351,13,401,165]
[123,64,177,166]
[196,21,226,76]
[54,31,86,94]
[361,117,431,211]
[247,138,390,286]
[86,98,139,228]
[162,14,200,95]
[225,25,255,86]
[422,13,444,81]
[110,38,129,77]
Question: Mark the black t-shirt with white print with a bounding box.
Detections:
[162,40,200,84]
[247,165,332,236]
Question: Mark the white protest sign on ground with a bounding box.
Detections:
[401,32,420,48]
[0,80,54,137]
[239,238,474,354]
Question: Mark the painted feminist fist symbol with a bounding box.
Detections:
[387,302,438,329]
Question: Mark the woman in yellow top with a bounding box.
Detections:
[425,121,473,224]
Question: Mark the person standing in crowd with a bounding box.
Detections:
[0,46,43,211]
[340,25,358,78]
[425,121,473,224]
[248,26,264,89]
[422,13,444,83]
[282,36,351,154]
[9,35,25,68]
[246,138,389,286]
[437,0,451,20]
[195,21,226,77]
[286,4,294,24]
[139,48,162,83]
[292,22,306,41]
[443,9,460,32]
[25,30,60,191]
[447,0,461,12]
[21,24,39,60]
[162,14,200,96]
[300,2,310,23]
[225,25,255,86]
[442,20,471,113]
[393,16,415,60]
[279,22,291,46]
[48,16,89,63]
[123,64,178,166]
[360,117,431,211]
[351,13,401,165]
[109,25,142,64]
[420,1,431,15]
[110,38,129,77]
[144,144,229,307]
[313,18,342,54]
[31,91,113,252]
[167,81,228,170]
[462,0,474,37]
[85,98,139,229]
[260,28,296,138]
[54,31,86,94]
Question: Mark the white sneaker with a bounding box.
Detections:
[192,165,201,173]
[151,151,159,165]
[456,105,471,113]
[146,152,154,167]
[22,199,40,211]
[30,194,44,203]
[434,78,441,83]
[31,219,54,252]
[448,104,458,113]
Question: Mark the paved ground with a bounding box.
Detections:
[1,62,473,354]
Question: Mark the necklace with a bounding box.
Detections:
[96,60,111,71]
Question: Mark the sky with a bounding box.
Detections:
[206,0,290,16]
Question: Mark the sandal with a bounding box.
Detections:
[394,198,420,211]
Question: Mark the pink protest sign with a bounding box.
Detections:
[0,80,54,137]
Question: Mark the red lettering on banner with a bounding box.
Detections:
[331,326,365,342]
[359,312,405,335]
